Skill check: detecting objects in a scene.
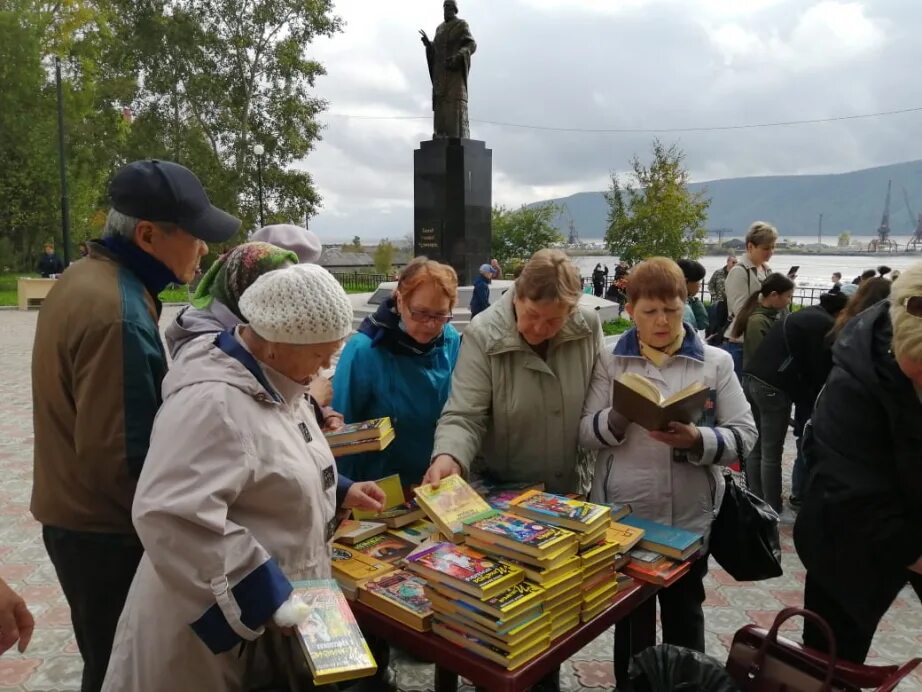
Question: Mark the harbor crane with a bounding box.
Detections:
[868,180,899,252]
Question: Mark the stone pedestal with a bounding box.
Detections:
[414,138,492,286]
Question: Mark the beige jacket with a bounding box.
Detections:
[432,290,604,495]
[103,330,337,692]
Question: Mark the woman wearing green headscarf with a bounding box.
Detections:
[165,241,297,359]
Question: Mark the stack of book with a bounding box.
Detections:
[507,490,612,549]
[357,569,432,632]
[330,543,394,600]
[413,475,491,542]
[325,417,395,457]
[577,538,622,623]
[292,579,378,686]
[617,516,703,587]
[334,520,387,545]
[406,542,550,670]
[352,474,425,528]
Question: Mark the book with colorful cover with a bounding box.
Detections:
[496,553,581,585]
[328,429,395,457]
[484,489,531,511]
[462,509,577,557]
[351,533,416,564]
[324,417,392,445]
[334,520,387,545]
[291,579,377,685]
[387,519,440,546]
[425,587,544,634]
[601,502,632,522]
[508,490,610,533]
[428,579,545,621]
[432,619,549,670]
[433,610,551,652]
[623,556,692,587]
[607,521,646,553]
[469,477,544,496]
[331,543,395,590]
[412,475,491,542]
[465,535,578,570]
[357,569,431,632]
[405,542,523,599]
[619,515,703,561]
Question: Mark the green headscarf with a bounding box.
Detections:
[191,241,298,319]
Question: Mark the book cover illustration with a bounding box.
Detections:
[407,542,519,586]
[389,519,440,545]
[351,533,416,563]
[362,571,430,615]
[510,490,609,527]
[413,475,491,534]
[325,417,391,441]
[484,489,530,511]
[464,510,572,548]
[291,579,376,684]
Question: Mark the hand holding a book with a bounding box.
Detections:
[342,481,386,513]
[423,454,462,487]
[647,422,703,452]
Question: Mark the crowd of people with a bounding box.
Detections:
[2,160,920,692]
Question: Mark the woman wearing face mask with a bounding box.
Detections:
[580,257,756,654]
[723,221,779,376]
[733,273,795,513]
[103,265,384,692]
[332,257,461,487]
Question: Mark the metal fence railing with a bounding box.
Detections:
[331,272,390,292]
[582,276,831,308]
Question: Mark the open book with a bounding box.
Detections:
[611,372,709,431]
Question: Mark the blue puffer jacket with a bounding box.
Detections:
[332,314,461,486]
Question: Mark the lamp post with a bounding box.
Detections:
[253,144,265,227]
[54,57,72,265]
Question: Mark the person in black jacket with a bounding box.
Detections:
[36,243,65,277]
[745,292,848,508]
[793,262,922,664]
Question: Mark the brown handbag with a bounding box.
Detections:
[726,607,921,692]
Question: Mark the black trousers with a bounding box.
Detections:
[615,556,709,665]
[803,572,922,664]
[42,526,143,692]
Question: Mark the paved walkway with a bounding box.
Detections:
[0,308,918,690]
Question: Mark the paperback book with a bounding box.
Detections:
[404,542,523,599]
[350,533,416,564]
[357,569,432,632]
[462,509,577,557]
[331,544,395,592]
[619,515,703,561]
[326,417,395,457]
[507,490,610,533]
[333,520,387,545]
[413,475,491,542]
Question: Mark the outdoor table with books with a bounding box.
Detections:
[352,577,659,692]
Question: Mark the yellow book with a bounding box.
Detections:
[508,490,611,533]
[581,592,619,622]
[432,610,551,652]
[582,580,619,608]
[357,570,432,632]
[331,543,395,590]
[465,535,578,569]
[352,474,405,521]
[426,578,544,621]
[541,570,583,601]
[463,509,578,557]
[551,613,581,639]
[413,475,491,542]
[426,587,543,634]
[404,542,523,599]
[580,539,620,572]
[329,428,396,457]
[432,620,549,670]
[496,554,582,585]
[607,521,645,553]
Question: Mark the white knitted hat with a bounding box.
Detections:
[238,264,353,344]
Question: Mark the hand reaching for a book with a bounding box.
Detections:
[423,455,462,488]
[647,422,703,452]
[342,481,386,513]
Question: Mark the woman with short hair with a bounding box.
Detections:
[795,261,922,664]
[426,248,604,494]
[723,221,778,375]
[677,258,708,331]
[333,257,461,486]
[580,257,756,653]
[103,265,384,691]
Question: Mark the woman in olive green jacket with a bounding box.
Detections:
[425,249,604,495]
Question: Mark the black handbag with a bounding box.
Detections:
[710,429,783,581]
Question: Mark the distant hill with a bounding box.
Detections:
[535,159,922,240]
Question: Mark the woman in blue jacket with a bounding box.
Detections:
[333,257,461,486]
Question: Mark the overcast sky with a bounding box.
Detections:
[299,0,922,241]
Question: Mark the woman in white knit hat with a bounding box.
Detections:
[103,264,385,692]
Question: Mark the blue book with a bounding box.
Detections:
[619,515,703,561]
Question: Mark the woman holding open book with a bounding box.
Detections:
[579,257,756,653]
[103,265,385,692]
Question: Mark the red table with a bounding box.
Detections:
[352,579,659,692]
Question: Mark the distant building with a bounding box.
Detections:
[721,239,746,251]
[318,248,375,272]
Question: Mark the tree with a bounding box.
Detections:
[342,235,363,252]
[373,239,396,275]
[491,203,563,268]
[837,231,852,248]
[604,140,710,264]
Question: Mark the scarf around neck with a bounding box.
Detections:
[357,296,444,356]
[639,329,685,367]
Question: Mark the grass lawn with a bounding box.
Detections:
[0,273,373,307]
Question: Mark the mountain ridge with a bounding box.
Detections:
[535,159,922,239]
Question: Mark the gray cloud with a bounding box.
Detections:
[300,0,922,242]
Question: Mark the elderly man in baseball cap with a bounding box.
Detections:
[31,160,240,692]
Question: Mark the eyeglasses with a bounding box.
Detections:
[407,307,452,324]
[902,295,922,318]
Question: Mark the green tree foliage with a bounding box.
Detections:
[604,140,710,264]
[491,203,564,268]
[373,239,396,275]
[342,235,363,253]
[837,231,852,247]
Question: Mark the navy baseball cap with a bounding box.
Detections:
[109,160,241,242]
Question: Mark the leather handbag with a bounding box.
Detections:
[726,607,921,692]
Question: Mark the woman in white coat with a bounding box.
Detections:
[103,264,384,692]
[580,257,756,654]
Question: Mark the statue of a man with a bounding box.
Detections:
[419,0,477,139]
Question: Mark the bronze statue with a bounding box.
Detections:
[419,0,477,139]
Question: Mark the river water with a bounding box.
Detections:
[571,235,922,290]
